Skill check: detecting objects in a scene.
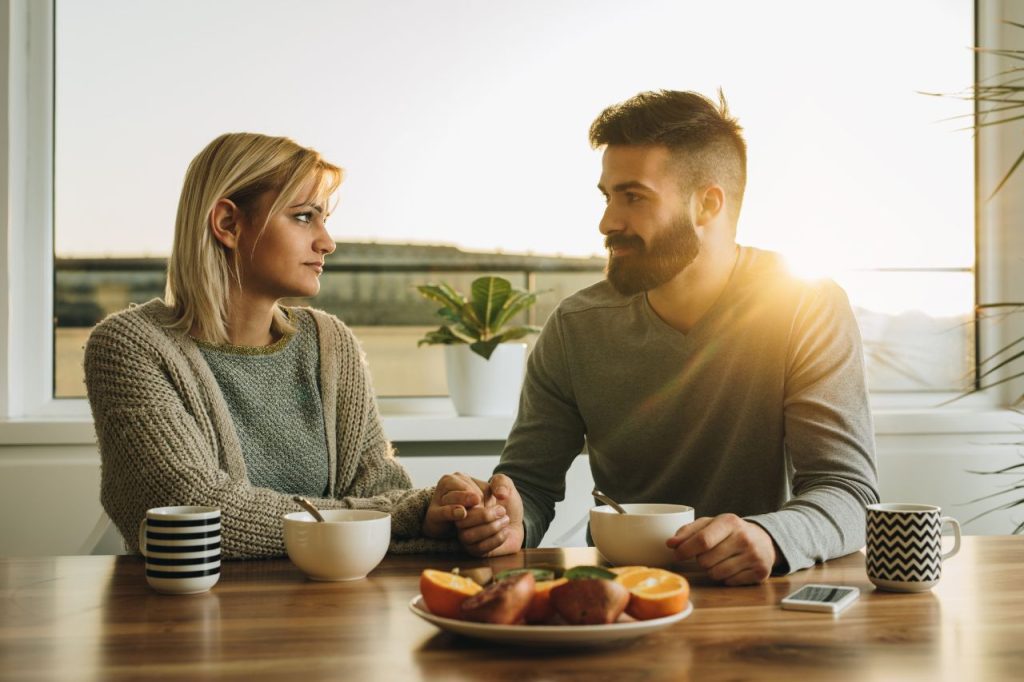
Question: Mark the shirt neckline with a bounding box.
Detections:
[192,308,298,356]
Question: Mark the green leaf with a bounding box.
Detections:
[417,277,544,353]
[492,326,541,344]
[492,290,541,331]
[469,338,502,360]
[459,304,486,337]
[417,326,466,346]
[470,277,513,338]
[416,284,465,314]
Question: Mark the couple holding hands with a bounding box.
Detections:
[86,90,878,586]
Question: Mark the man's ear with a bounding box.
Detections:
[209,198,243,249]
[694,185,725,227]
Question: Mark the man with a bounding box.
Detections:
[457,90,879,584]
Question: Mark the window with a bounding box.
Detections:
[52,0,974,399]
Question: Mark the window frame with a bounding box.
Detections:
[1,0,1019,430]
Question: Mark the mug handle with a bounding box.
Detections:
[138,516,148,557]
[940,516,961,560]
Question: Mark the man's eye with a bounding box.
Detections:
[625,192,640,203]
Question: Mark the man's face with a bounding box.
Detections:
[598,145,699,296]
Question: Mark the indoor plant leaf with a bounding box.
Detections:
[470,276,513,339]
[416,276,542,354]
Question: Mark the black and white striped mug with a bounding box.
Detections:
[865,503,961,592]
[137,506,221,594]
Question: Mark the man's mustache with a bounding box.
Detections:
[604,234,645,252]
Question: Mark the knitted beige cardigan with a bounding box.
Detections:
[84,299,457,558]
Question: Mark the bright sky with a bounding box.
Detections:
[56,0,973,315]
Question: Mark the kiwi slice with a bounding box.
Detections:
[563,565,617,581]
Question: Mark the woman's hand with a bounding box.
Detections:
[422,472,489,539]
[454,473,524,557]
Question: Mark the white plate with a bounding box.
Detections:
[408,595,693,647]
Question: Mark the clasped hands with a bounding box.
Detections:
[425,475,779,584]
[423,472,525,557]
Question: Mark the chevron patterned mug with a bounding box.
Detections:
[865,503,961,592]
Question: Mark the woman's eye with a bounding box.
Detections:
[294,212,313,224]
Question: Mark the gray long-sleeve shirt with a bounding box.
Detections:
[494,246,879,573]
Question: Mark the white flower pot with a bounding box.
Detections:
[444,343,527,416]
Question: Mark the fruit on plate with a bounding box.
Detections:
[494,566,559,582]
[562,565,617,581]
[460,572,536,624]
[420,569,482,619]
[608,565,648,576]
[614,567,690,620]
[452,566,493,586]
[524,577,568,624]
[550,578,630,624]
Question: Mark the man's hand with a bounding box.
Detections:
[422,472,488,540]
[455,473,525,557]
[666,514,778,586]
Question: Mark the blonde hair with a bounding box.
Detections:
[165,133,343,344]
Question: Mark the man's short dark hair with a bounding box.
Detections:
[589,90,747,221]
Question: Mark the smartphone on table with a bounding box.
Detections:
[780,584,860,614]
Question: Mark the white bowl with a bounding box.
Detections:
[590,503,694,567]
[282,510,391,581]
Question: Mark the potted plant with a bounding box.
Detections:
[416,276,542,416]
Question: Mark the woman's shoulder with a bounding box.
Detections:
[86,299,180,355]
[287,305,358,343]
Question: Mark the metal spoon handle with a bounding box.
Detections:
[591,488,627,514]
[292,495,326,522]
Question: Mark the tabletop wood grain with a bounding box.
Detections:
[1,537,1021,681]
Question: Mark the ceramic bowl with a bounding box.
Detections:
[590,503,694,567]
[283,509,391,581]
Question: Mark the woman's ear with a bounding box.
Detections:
[209,198,242,249]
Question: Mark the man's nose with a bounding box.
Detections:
[599,206,623,236]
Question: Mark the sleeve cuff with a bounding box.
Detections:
[744,514,797,575]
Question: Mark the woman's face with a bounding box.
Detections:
[235,177,336,303]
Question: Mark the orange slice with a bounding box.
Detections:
[420,569,483,619]
[524,577,568,624]
[614,567,690,620]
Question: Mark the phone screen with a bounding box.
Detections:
[787,585,856,603]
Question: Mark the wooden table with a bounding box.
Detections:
[1,537,1021,681]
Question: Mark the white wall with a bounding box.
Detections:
[2,427,1022,557]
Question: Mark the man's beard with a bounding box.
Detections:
[604,213,700,296]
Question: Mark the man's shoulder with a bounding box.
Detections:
[738,247,849,305]
[555,280,640,317]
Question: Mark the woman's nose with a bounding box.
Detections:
[315,223,336,255]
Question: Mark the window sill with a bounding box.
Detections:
[0,398,1020,446]
[0,397,515,446]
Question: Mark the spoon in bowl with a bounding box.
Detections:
[292,495,326,522]
[591,488,627,514]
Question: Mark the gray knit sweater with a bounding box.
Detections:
[196,310,331,498]
[495,246,879,573]
[84,299,456,558]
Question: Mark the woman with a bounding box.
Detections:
[84,132,513,558]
